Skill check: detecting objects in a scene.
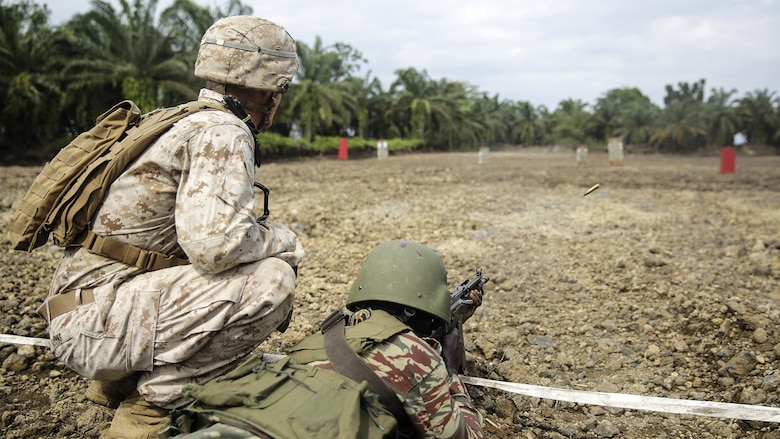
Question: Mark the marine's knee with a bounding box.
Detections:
[248,257,297,293]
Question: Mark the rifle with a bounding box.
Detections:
[431,268,490,341]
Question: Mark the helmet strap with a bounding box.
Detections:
[222,95,263,168]
[244,93,279,130]
[353,301,441,337]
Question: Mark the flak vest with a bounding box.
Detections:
[174,311,412,439]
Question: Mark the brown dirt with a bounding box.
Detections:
[2,148,780,438]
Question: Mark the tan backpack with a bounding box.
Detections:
[8,99,225,270]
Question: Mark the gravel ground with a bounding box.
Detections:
[1,148,780,438]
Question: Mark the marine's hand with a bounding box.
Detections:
[265,221,304,268]
[441,327,466,375]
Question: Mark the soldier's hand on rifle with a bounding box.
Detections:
[441,327,466,375]
[461,289,483,321]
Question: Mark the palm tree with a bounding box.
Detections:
[650,100,707,150]
[61,0,194,122]
[158,0,217,70]
[536,105,555,145]
[159,0,252,70]
[550,98,593,146]
[736,89,778,146]
[387,68,458,145]
[511,101,542,146]
[591,98,620,143]
[469,92,507,146]
[593,87,658,145]
[339,72,389,140]
[283,37,361,141]
[486,99,518,145]
[614,102,658,146]
[441,82,489,150]
[704,87,739,147]
[0,1,62,154]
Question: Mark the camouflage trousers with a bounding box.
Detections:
[47,257,296,408]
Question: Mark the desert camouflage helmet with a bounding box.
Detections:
[194,15,298,93]
[347,241,451,324]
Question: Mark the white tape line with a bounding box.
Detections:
[0,334,50,347]
[4,334,778,423]
[461,375,780,423]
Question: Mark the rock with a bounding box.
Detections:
[753,327,769,344]
[644,344,661,358]
[594,420,620,437]
[673,339,689,352]
[738,386,767,405]
[762,371,779,391]
[719,351,758,377]
[708,420,732,436]
[2,353,28,372]
[527,335,554,350]
[16,345,36,358]
[494,396,517,420]
[2,410,19,428]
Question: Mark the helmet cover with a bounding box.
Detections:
[194,15,298,93]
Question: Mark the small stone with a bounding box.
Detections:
[494,396,517,419]
[16,345,36,358]
[644,344,661,358]
[739,387,767,405]
[2,353,28,372]
[594,419,620,437]
[720,351,758,377]
[753,328,768,344]
[673,340,689,352]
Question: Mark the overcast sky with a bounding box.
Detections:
[46,0,780,110]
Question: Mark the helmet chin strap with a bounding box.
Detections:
[244,94,279,130]
[222,95,263,167]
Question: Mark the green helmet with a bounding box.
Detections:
[347,241,451,324]
[194,16,298,93]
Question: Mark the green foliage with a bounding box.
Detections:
[385,138,425,151]
[256,131,307,157]
[308,135,339,153]
[0,0,62,155]
[121,77,156,113]
[737,89,779,146]
[664,79,706,106]
[1,0,779,162]
[281,37,366,142]
[267,135,424,156]
[650,100,708,151]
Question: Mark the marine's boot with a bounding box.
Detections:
[104,391,169,439]
[85,375,139,409]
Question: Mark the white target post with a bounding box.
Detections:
[377,139,389,159]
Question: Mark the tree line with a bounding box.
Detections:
[1,0,779,164]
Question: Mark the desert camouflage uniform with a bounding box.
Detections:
[295,310,484,439]
[43,88,304,409]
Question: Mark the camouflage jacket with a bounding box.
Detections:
[289,310,484,439]
[49,88,303,293]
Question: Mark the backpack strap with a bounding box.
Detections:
[321,310,413,433]
[67,100,228,271]
[81,230,189,271]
